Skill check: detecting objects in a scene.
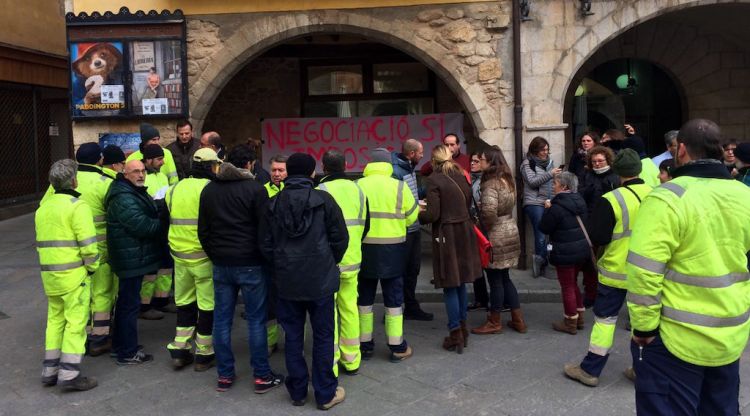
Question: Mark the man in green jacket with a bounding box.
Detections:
[626,119,750,414]
[106,159,163,365]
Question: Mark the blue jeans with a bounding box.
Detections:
[277,296,337,406]
[114,275,143,360]
[524,204,547,258]
[212,265,270,379]
[442,284,467,330]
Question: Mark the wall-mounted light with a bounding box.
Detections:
[580,0,594,17]
[616,59,638,95]
[575,84,585,96]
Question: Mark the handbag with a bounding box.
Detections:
[447,175,493,268]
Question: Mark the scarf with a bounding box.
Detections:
[593,166,611,175]
[530,155,550,170]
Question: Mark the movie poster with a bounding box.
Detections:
[70,42,126,117]
[130,40,183,116]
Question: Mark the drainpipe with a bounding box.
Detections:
[512,0,527,269]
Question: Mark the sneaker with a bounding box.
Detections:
[60,375,98,391]
[389,345,413,363]
[194,358,215,372]
[216,376,234,392]
[138,309,164,320]
[110,344,143,359]
[172,353,194,370]
[563,363,599,387]
[500,304,511,313]
[467,302,488,311]
[361,349,374,361]
[404,309,434,321]
[317,386,345,410]
[116,350,153,366]
[41,374,57,387]
[292,399,306,406]
[255,372,284,394]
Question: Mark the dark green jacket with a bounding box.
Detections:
[106,177,162,278]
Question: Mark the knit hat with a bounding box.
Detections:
[286,153,316,176]
[140,123,160,145]
[75,142,102,165]
[735,142,750,164]
[193,147,222,164]
[142,143,164,160]
[102,145,126,165]
[370,147,391,163]
[613,148,642,177]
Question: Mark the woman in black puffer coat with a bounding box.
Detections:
[539,172,597,335]
[578,146,619,215]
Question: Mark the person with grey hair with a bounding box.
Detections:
[539,171,597,335]
[651,130,679,167]
[36,159,100,391]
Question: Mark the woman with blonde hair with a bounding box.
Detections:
[419,145,482,353]
[471,147,524,335]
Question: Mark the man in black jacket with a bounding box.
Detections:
[198,144,284,393]
[260,153,348,410]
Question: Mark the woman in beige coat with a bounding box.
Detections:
[472,147,525,335]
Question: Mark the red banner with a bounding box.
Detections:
[261,113,464,171]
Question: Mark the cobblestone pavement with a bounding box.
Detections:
[2,213,749,416]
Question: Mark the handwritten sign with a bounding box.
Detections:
[261,113,464,171]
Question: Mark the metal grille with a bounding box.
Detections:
[0,83,57,205]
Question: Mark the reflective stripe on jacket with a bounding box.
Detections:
[36,192,99,296]
[356,162,418,245]
[166,178,210,264]
[597,183,652,288]
[318,179,366,274]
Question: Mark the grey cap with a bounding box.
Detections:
[370,147,391,163]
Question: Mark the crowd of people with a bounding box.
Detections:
[34,117,750,414]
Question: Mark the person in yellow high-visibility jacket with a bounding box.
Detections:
[318,150,369,376]
[357,148,419,363]
[166,148,220,372]
[563,149,652,387]
[36,159,99,391]
[626,119,750,415]
[125,122,178,185]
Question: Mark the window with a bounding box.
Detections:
[302,59,435,118]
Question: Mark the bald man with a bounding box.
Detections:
[106,159,164,364]
[200,131,225,160]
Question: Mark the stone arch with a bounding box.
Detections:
[559,0,750,119]
[188,14,501,142]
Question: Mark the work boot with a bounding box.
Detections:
[171,353,194,370]
[389,345,413,363]
[459,320,469,347]
[506,309,528,333]
[60,375,98,391]
[139,308,164,320]
[157,303,177,314]
[360,348,374,361]
[471,311,502,335]
[442,328,464,354]
[194,358,215,372]
[623,367,636,382]
[41,374,57,387]
[404,308,434,321]
[317,386,346,410]
[563,363,599,387]
[88,339,112,357]
[552,316,578,335]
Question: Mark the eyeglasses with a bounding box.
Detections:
[471,159,480,164]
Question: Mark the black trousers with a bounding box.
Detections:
[402,230,422,313]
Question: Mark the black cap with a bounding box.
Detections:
[140,123,160,144]
[75,142,102,165]
[102,145,126,165]
[142,143,164,160]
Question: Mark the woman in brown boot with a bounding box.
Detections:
[538,172,597,335]
[472,147,524,335]
[418,146,482,353]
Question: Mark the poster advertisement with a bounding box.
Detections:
[99,132,140,157]
[130,40,183,116]
[261,113,464,171]
[70,42,126,117]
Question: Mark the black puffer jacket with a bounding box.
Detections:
[106,177,163,278]
[579,169,620,214]
[539,192,590,267]
[260,176,348,301]
[198,163,269,267]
